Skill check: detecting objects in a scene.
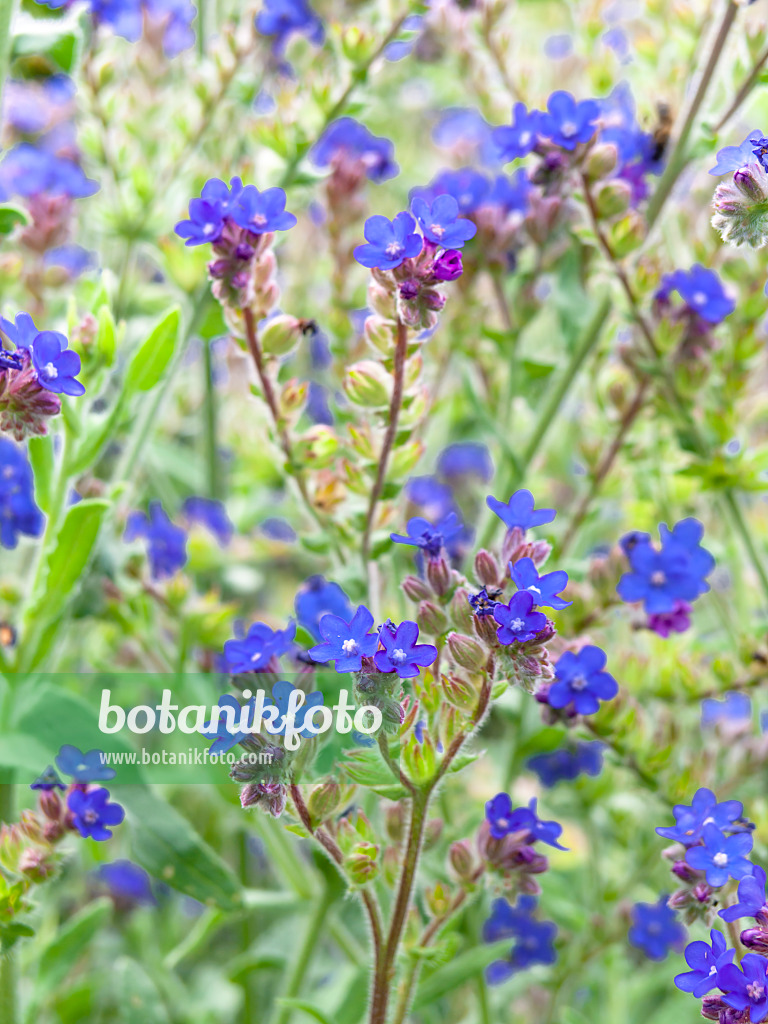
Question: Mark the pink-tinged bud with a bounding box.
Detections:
[450,587,474,632]
[369,281,397,318]
[701,996,728,1020]
[252,248,277,287]
[42,819,66,842]
[734,166,768,203]
[418,600,448,635]
[421,288,447,311]
[474,549,502,587]
[666,889,690,910]
[447,632,487,671]
[364,315,397,354]
[501,526,527,564]
[712,162,768,248]
[399,279,420,301]
[19,846,54,882]
[741,928,768,954]
[426,554,452,596]
[344,361,392,408]
[240,782,286,817]
[448,839,477,881]
[432,249,463,281]
[424,818,444,850]
[671,859,697,882]
[529,539,552,567]
[402,575,432,602]
[39,790,63,822]
[345,844,379,885]
[692,882,713,904]
[473,612,499,646]
[18,810,43,842]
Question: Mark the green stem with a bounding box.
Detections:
[0,0,16,117]
[645,0,739,231]
[723,490,768,606]
[478,291,612,548]
[202,338,222,499]
[0,779,17,1024]
[271,887,332,1024]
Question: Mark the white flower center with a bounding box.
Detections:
[385,241,404,258]
[519,131,531,146]
[203,223,216,235]
[391,648,407,664]
[560,120,577,136]
[83,809,98,824]
[571,674,587,690]
[748,982,765,1001]
[43,361,58,379]
[511,618,525,631]
[651,571,666,586]
[430,222,445,237]
[693,291,707,307]
[342,638,358,655]
[713,852,728,867]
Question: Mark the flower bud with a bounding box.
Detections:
[39,789,62,822]
[474,549,502,587]
[594,180,632,219]
[425,881,450,916]
[402,575,432,602]
[583,142,618,181]
[417,600,448,635]
[424,818,444,850]
[369,282,397,319]
[432,249,463,281]
[450,587,474,632]
[426,554,452,596]
[260,315,303,356]
[19,846,54,882]
[306,782,345,826]
[448,839,477,881]
[345,844,379,885]
[384,802,406,843]
[18,810,43,843]
[344,360,392,407]
[608,210,646,257]
[364,315,397,354]
[473,612,499,646]
[712,163,768,249]
[447,632,487,671]
[441,672,478,711]
[671,859,698,883]
[294,425,339,468]
[741,927,768,954]
[279,378,307,415]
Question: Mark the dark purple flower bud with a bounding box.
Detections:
[741,927,768,954]
[701,996,728,1020]
[672,859,698,882]
[399,279,420,300]
[432,249,463,281]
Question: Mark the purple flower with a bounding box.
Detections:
[675,930,734,997]
[68,787,125,841]
[539,91,600,150]
[182,497,233,546]
[175,198,225,246]
[702,692,752,729]
[493,591,548,644]
[719,953,768,1021]
[390,512,463,559]
[660,264,735,324]
[437,442,493,481]
[0,439,44,549]
[295,575,353,640]
[44,244,96,279]
[628,897,685,960]
[201,693,255,753]
[432,107,501,165]
[648,599,691,638]
[0,143,98,200]
[509,557,572,610]
[617,519,714,614]
[264,680,325,739]
[656,788,745,847]
[0,313,39,351]
[30,765,66,791]
[255,0,324,53]
[144,0,196,56]
[486,489,556,531]
[374,620,437,678]
[97,860,156,906]
[308,605,379,672]
[752,136,768,172]
[469,587,500,617]
[124,502,187,580]
[483,897,557,983]
[410,195,476,248]
[686,823,754,888]
[709,130,763,175]
[222,621,296,673]
[232,186,297,234]
[354,212,423,270]
[487,170,533,215]
[527,742,604,787]
[311,117,398,183]
[412,168,491,216]
[548,646,618,716]
[493,103,542,161]
[485,793,568,849]
[720,867,768,923]
[56,744,115,782]
[29,331,84,397]
[432,249,463,281]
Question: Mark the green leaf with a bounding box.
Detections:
[275,999,335,1024]
[96,305,117,366]
[115,785,243,910]
[113,957,171,1024]
[0,202,29,236]
[37,899,112,993]
[412,940,513,1007]
[27,435,56,514]
[125,307,180,393]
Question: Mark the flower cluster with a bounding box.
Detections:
[0,439,44,549]
[0,314,85,439]
[35,0,196,57]
[482,895,558,984]
[255,0,324,55]
[526,741,604,787]
[617,519,715,636]
[124,502,188,580]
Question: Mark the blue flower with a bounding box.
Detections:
[124,502,188,580]
[232,185,297,234]
[222,621,296,673]
[0,143,98,199]
[201,694,253,753]
[308,605,379,672]
[374,620,437,678]
[617,518,715,614]
[487,170,533,215]
[174,198,225,246]
[486,489,556,532]
[468,587,500,617]
[410,195,476,248]
[354,212,423,270]
[709,130,763,175]
[30,331,85,396]
[294,576,352,640]
[660,265,735,324]
[67,787,125,841]
[674,930,734,997]
[656,788,746,847]
[483,897,557,984]
[686,823,754,888]
[255,0,324,53]
[182,497,233,546]
[55,744,116,782]
[493,591,548,644]
[390,512,463,560]
[485,794,568,850]
[0,313,40,351]
[548,646,618,716]
[702,691,752,729]
[526,742,604,787]
[311,117,398,183]
[628,897,685,960]
[719,954,768,1021]
[0,440,44,549]
[44,244,95,278]
[432,107,501,165]
[97,860,156,906]
[720,866,768,923]
[30,765,66,791]
[412,167,491,215]
[436,442,494,481]
[539,91,600,150]
[144,0,196,56]
[752,135,768,172]
[264,680,325,738]
[509,557,572,610]
[90,0,142,41]
[493,103,542,161]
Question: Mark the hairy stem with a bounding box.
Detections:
[0,779,17,1024]
[361,318,409,566]
[202,338,222,499]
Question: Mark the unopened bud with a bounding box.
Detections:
[19,846,54,882]
[450,587,474,632]
[608,210,646,257]
[424,818,444,850]
[363,315,397,354]
[474,549,502,587]
[260,315,302,355]
[425,881,450,916]
[418,600,448,635]
[402,575,432,602]
[345,844,379,885]
[384,802,406,843]
[442,672,478,710]
[473,612,499,645]
[594,180,632,219]
[712,163,768,249]
[447,632,487,671]
[426,554,452,596]
[294,425,339,468]
[583,142,618,181]
[306,782,346,825]
[369,282,397,319]
[448,839,476,881]
[741,927,768,954]
[344,360,392,407]
[280,377,307,414]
